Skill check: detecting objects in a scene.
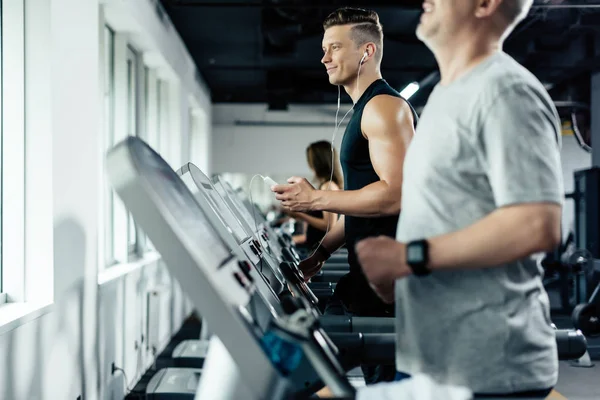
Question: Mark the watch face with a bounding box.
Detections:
[408,243,424,262]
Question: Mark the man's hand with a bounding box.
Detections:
[298,249,329,282]
[355,236,411,303]
[272,177,319,212]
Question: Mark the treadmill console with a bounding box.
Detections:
[106,137,354,399]
[178,163,286,291]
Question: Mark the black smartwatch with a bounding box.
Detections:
[406,239,431,276]
[315,244,331,260]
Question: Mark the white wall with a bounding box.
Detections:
[211,104,348,210]
[0,1,210,399]
[190,107,212,175]
[212,104,348,176]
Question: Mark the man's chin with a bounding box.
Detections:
[328,76,346,86]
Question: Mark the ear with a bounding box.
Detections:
[474,0,503,18]
[364,43,377,61]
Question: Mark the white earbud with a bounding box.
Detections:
[360,51,368,64]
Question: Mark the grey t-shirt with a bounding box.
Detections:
[395,52,563,394]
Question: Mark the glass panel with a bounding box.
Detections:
[104,25,115,265]
[143,66,149,141]
[0,1,3,291]
[156,80,161,152]
[126,46,138,253]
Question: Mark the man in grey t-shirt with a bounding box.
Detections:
[355,0,563,397]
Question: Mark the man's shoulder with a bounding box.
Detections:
[362,94,413,120]
[474,53,550,107]
[361,94,415,140]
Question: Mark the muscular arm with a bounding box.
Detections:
[296,181,340,231]
[314,96,414,217]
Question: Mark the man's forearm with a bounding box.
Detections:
[313,182,400,217]
[426,204,561,272]
[321,216,345,255]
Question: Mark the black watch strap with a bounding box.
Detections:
[315,244,331,260]
[406,239,431,276]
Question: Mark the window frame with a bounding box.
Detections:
[0,0,4,297]
[103,24,117,267]
[1,0,26,304]
[125,44,140,258]
[156,79,162,153]
[102,25,153,269]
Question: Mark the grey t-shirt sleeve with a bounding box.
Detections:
[479,82,564,207]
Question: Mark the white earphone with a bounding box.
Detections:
[360,51,368,65]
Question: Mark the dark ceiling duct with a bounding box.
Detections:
[269,0,313,22]
[162,0,600,106]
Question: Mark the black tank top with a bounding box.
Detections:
[337,79,419,314]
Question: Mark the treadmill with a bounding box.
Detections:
[212,175,349,283]
[107,138,403,400]
[179,163,392,330]
[165,165,294,371]
[229,183,349,266]
[164,163,397,371]
[107,137,589,400]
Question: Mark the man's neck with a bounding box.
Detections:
[434,33,501,86]
[343,70,383,104]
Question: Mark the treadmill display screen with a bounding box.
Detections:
[214,179,258,233]
[131,142,232,269]
[184,165,250,244]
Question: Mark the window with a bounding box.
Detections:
[187,107,194,164]
[0,1,6,296]
[126,46,138,256]
[143,68,158,252]
[156,79,171,162]
[0,0,3,296]
[103,24,116,266]
[156,79,162,153]
[143,66,149,143]
[1,0,25,303]
[102,26,148,267]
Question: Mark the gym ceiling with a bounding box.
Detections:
[159,0,600,115]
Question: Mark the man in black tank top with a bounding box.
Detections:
[271,8,417,382]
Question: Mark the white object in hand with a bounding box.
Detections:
[263,176,278,187]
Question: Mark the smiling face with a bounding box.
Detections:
[321,25,365,86]
[416,0,478,48]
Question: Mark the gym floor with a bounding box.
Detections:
[555,361,598,400]
[551,313,599,400]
